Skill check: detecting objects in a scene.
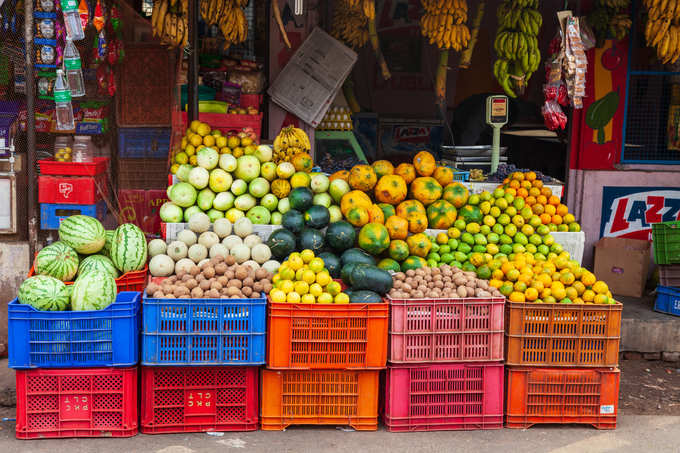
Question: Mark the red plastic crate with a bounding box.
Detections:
[28,265,148,293]
[505,366,620,430]
[38,174,108,205]
[15,367,138,439]
[383,362,504,432]
[118,189,168,236]
[240,94,263,109]
[181,112,262,141]
[387,296,505,363]
[38,157,109,176]
[140,366,258,433]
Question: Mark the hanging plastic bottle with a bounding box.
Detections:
[60,0,85,40]
[64,37,85,97]
[54,69,75,131]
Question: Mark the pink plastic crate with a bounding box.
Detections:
[383,362,504,432]
[387,297,505,363]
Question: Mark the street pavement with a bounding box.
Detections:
[0,415,678,452]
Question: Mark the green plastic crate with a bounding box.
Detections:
[652,221,680,264]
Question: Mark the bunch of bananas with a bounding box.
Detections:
[420,0,471,51]
[151,0,188,48]
[610,14,632,40]
[586,0,630,47]
[331,0,369,48]
[343,0,375,19]
[493,0,542,97]
[644,0,680,64]
[273,126,311,163]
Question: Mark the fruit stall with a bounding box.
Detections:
[5,0,680,442]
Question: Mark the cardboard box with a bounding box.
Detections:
[594,237,651,298]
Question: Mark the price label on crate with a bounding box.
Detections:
[184,390,216,415]
[59,395,91,420]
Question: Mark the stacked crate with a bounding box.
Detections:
[117,127,171,190]
[8,291,141,439]
[382,296,505,432]
[652,221,680,316]
[504,302,622,429]
[261,299,389,430]
[37,157,109,230]
[139,292,265,433]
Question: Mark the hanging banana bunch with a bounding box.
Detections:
[151,0,189,48]
[330,0,390,79]
[492,0,542,98]
[420,0,471,51]
[218,2,248,47]
[643,0,680,64]
[586,0,631,47]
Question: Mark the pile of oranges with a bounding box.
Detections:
[488,252,618,305]
[500,171,581,232]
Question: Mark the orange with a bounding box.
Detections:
[501,261,516,274]
[512,172,525,181]
[556,204,569,216]
[551,214,563,225]
[509,291,526,302]
[532,204,545,215]
[536,195,548,205]
[537,273,552,287]
[505,187,517,197]
[532,180,543,189]
[592,281,609,294]
[540,213,552,224]
[509,180,521,189]
[548,195,560,206]
[581,272,596,286]
[573,281,586,295]
[541,187,553,197]
[514,281,528,293]
[525,196,537,206]
[528,187,541,197]
[525,287,539,301]
[517,188,529,198]
[541,288,552,299]
[489,279,504,288]
[594,294,608,304]
[565,287,578,300]
[521,180,532,189]
[503,178,510,184]
[582,289,595,302]
[525,171,537,182]
[544,204,556,216]
[531,280,545,292]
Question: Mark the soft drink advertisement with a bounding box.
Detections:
[600,186,680,240]
[380,121,443,156]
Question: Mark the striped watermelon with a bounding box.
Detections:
[71,270,116,311]
[78,255,119,279]
[18,275,70,311]
[58,215,106,254]
[102,230,115,257]
[34,241,79,281]
[110,223,147,273]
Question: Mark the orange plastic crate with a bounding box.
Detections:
[505,301,621,367]
[260,369,379,431]
[266,300,388,369]
[505,366,620,430]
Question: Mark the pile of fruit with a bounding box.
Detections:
[486,163,553,183]
[148,216,280,279]
[18,215,147,311]
[272,125,312,164]
[163,123,342,226]
[269,250,348,304]
[489,252,617,304]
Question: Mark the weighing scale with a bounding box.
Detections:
[485,95,508,173]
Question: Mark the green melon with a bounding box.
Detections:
[267,228,297,260]
[18,275,70,311]
[58,215,106,254]
[110,223,147,273]
[318,252,341,278]
[298,228,325,255]
[71,270,117,311]
[34,241,79,281]
[282,210,305,233]
[78,255,119,279]
[325,221,356,252]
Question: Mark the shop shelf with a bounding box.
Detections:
[505,366,620,430]
[8,292,141,369]
[387,296,504,363]
[654,286,680,317]
[38,174,108,205]
[142,294,266,366]
[659,264,680,287]
[15,367,138,439]
[140,366,258,433]
[118,127,172,158]
[37,157,109,176]
[181,112,262,141]
[40,201,107,230]
[266,300,388,369]
[383,362,503,432]
[28,265,148,294]
[652,221,680,264]
[260,369,379,431]
[505,301,622,367]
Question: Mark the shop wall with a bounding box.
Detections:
[567,168,680,267]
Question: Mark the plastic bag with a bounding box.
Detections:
[228,70,265,94]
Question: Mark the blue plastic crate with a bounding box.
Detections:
[8,291,141,369]
[654,286,680,317]
[453,170,470,182]
[40,200,107,230]
[142,295,266,366]
[118,127,171,158]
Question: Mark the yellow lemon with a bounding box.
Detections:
[294,281,309,295]
[326,281,342,296]
[190,120,202,132]
[317,293,333,304]
[300,249,315,263]
[316,271,331,287]
[309,283,323,297]
[280,280,295,294]
[287,292,301,304]
[308,258,325,273]
[197,123,211,136]
[270,289,286,303]
[189,155,198,166]
[190,134,203,147]
[301,294,316,304]
[203,135,215,147]
[184,144,196,156]
[288,254,304,271]
[279,267,295,281]
[170,164,179,174]
[295,268,305,281]
[334,293,350,304]
[174,152,188,164]
[302,269,316,285]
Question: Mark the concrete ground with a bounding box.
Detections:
[0,415,677,452]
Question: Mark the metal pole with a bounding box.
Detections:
[187,0,199,123]
[25,0,38,255]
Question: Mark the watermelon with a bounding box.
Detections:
[78,255,119,279]
[71,270,117,311]
[102,230,115,257]
[34,241,79,281]
[325,221,356,252]
[110,223,148,273]
[58,215,106,254]
[18,275,70,311]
